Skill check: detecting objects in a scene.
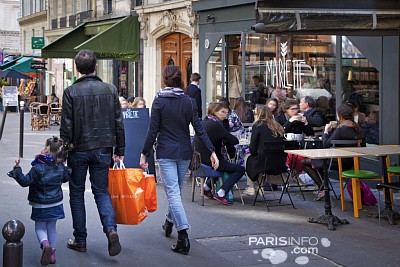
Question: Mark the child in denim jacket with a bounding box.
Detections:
[8,136,70,266]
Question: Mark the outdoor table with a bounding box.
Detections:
[284,148,365,230]
[341,145,400,225]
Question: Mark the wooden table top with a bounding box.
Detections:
[285,148,364,159]
[340,145,400,156]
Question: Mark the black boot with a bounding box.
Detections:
[162,220,173,237]
[171,230,190,255]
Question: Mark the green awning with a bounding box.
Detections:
[42,23,91,59]
[75,16,139,61]
[5,57,34,73]
[0,56,22,70]
[42,16,140,61]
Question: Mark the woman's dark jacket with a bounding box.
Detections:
[194,117,238,169]
[142,94,214,160]
[275,114,314,136]
[10,155,70,204]
[320,122,366,170]
[246,123,284,180]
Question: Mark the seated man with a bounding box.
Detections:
[299,96,325,127]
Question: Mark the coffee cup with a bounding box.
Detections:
[330,121,338,129]
[284,133,303,141]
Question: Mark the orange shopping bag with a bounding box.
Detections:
[108,163,147,225]
[140,172,157,213]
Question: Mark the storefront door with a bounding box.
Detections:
[161,33,192,87]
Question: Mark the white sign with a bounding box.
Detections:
[2,86,18,107]
[264,42,306,89]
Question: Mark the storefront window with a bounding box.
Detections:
[206,38,222,106]
[341,36,379,144]
[243,34,337,120]
[97,60,114,85]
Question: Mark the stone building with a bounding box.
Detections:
[134,0,199,105]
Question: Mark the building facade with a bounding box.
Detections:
[42,0,139,102]
[134,0,199,105]
[0,0,20,60]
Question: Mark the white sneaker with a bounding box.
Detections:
[243,187,255,196]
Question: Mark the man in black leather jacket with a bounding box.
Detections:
[60,50,125,257]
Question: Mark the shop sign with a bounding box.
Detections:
[265,42,307,89]
[30,62,47,70]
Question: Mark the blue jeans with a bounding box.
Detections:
[207,160,245,193]
[158,159,190,231]
[68,147,116,243]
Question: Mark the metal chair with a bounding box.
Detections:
[191,164,223,206]
[376,182,400,225]
[251,141,295,210]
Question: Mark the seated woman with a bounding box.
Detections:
[275,99,314,136]
[219,97,244,134]
[193,102,245,205]
[364,111,379,145]
[302,104,366,199]
[266,98,279,117]
[244,105,285,195]
[234,97,254,123]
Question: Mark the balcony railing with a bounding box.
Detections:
[69,15,76,27]
[51,19,58,29]
[59,16,67,28]
[134,0,173,7]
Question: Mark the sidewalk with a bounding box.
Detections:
[0,111,399,267]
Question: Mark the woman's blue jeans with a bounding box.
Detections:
[158,159,190,231]
[68,147,116,243]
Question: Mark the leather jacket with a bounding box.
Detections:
[11,159,70,204]
[60,74,125,155]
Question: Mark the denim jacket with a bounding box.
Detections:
[10,154,71,204]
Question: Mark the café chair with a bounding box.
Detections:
[191,164,223,206]
[376,182,400,225]
[32,104,50,130]
[49,102,61,125]
[334,139,382,218]
[385,157,400,205]
[312,126,325,138]
[250,141,294,210]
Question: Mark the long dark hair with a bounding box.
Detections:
[233,97,250,122]
[337,104,361,132]
[163,65,184,89]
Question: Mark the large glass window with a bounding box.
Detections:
[205,38,222,106]
[341,36,379,145]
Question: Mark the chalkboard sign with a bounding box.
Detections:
[122,108,156,178]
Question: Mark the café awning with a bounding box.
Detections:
[0,56,22,70]
[42,16,139,61]
[42,23,91,59]
[5,57,34,73]
[254,0,400,34]
[75,16,139,61]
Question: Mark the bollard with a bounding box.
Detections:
[19,101,24,158]
[0,102,9,140]
[2,220,25,267]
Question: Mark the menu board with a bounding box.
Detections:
[2,86,18,107]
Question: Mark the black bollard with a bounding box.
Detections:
[19,101,24,158]
[2,220,25,267]
[0,102,9,140]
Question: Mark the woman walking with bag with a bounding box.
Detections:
[140,65,218,255]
